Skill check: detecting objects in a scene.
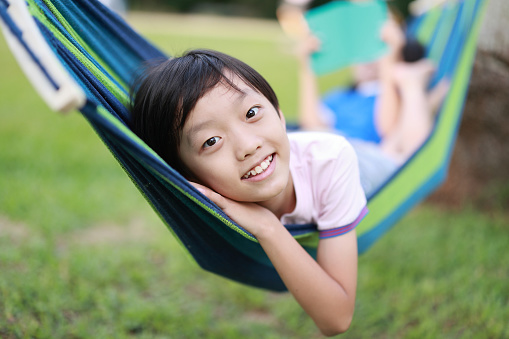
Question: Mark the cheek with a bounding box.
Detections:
[184,153,232,188]
[267,119,289,147]
[184,157,207,183]
[178,150,202,181]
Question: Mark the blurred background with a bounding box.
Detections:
[0,0,507,337]
[108,0,418,19]
[105,0,509,210]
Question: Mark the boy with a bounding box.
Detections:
[131,49,367,336]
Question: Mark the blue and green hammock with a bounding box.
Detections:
[0,0,487,291]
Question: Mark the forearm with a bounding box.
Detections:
[299,63,327,129]
[376,49,401,137]
[191,183,357,335]
[297,39,329,130]
[256,223,357,336]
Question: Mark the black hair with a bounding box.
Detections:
[129,49,280,177]
[402,38,426,63]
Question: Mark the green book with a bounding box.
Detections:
[305,0,389,75]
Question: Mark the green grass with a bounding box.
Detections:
[0,12,508,338]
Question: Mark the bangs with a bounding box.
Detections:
[130,49,280,177]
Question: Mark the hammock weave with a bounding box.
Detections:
[0,0,487,291]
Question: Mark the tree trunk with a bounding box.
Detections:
[429,0,509,209]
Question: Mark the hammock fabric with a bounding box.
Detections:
[0,0,486,291]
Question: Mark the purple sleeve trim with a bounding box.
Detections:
[319,206,369,239]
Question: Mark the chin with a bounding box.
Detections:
[227,184,286,204]
[252,179,289,203]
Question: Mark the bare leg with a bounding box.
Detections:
[379,59,438,163]
[374,19,406,138]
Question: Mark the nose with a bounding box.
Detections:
[233,128,262,161]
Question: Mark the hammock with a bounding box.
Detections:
[0,0,486,291]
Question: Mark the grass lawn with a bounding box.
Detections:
[0,11,508,338]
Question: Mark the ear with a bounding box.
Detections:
[278,109,287,131]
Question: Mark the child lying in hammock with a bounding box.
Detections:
[130,49,366,336]
[297,19,449,195]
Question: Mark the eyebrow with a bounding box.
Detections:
[187,119,215,142]
[185,85,257,146]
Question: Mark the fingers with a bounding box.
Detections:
[296,34,321,66]
[190,182,228,209]
[380,19,405,61]
[380,20,404,46]
[277,3,309,39]
[189,182,278,236]
[306,35,321,52]
[296,35,321,55]
[190,182,208,195]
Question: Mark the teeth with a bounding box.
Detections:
[243,154,274,179]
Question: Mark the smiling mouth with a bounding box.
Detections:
[242,154,274,179]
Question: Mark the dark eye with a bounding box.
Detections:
[246,106,259,119]
[203,136,220,148]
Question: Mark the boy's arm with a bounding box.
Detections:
[258,224,357,336]
[296,36,330,130]
[194,184,358,337]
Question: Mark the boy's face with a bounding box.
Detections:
[179,76,291,204]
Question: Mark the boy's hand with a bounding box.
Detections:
[380,19,405,60]
[296,34,321,64]
[191,182,280,238]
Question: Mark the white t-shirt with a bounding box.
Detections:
[280,131,368,239]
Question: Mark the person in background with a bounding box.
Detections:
[294,16,450,195]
